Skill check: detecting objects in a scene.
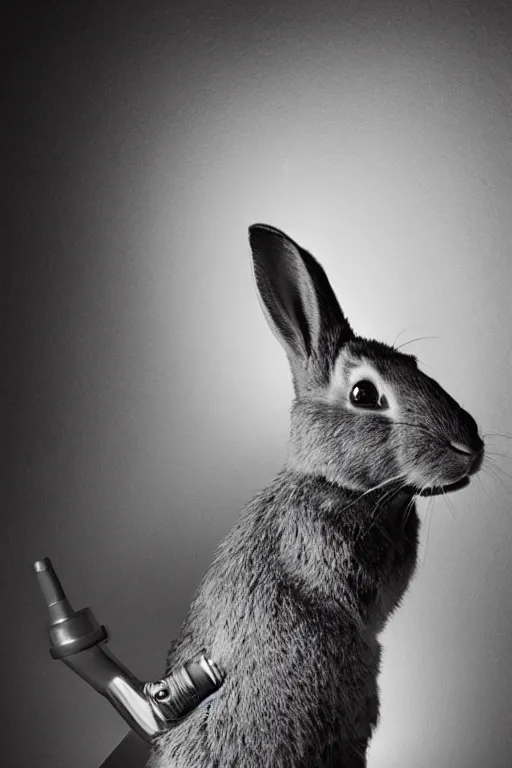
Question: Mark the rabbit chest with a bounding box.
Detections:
[152,475,419,768]
[275,479,420,635]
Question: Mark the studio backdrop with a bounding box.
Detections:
[4,2,512,767]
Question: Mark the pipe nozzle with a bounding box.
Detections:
[34,557,74,622]
[34,556,107,658]
[34,556,225,741]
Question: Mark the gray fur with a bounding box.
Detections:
[149,225,484,767]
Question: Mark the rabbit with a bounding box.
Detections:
[149,224,484,768]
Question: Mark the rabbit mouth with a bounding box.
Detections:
[417,476,470,496]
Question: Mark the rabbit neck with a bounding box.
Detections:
[273,469,419,631]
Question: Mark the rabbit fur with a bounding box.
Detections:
[149,224,484,768]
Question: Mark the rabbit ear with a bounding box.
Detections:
[249,224,354,389]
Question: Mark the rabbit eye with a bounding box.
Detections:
[349,380,382,409]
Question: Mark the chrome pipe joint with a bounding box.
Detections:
[34,558,224,742]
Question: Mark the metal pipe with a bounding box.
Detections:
[34,557,224,742]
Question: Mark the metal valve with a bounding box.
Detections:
[34,557,225,741]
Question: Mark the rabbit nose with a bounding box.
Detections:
[449,437,484,475]
[449,440,473,456]
[457,410,485,455]
[449,437,484,456]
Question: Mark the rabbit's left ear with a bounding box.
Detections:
[249,224,354,390]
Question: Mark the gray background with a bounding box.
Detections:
[4,1,512,767]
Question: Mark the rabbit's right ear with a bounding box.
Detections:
[249,224,354,389]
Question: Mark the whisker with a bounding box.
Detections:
[484,461,512,492]
[483,473,512,529]
[392,328,410,347]
[485,457,512,483]
[338,474,407,517]
[476,473,499,512]
[484,432,512,441]
[483,464,509,494]
[486,460,512,484]
[357,481,410,545]
[395,336,440,351]
[423,495,435,566]
[357,491,396,545]
[403,484,421,530]
[484,450,511,460]
[442,487,457,520]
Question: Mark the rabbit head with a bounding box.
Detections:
[249,224,484,497]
